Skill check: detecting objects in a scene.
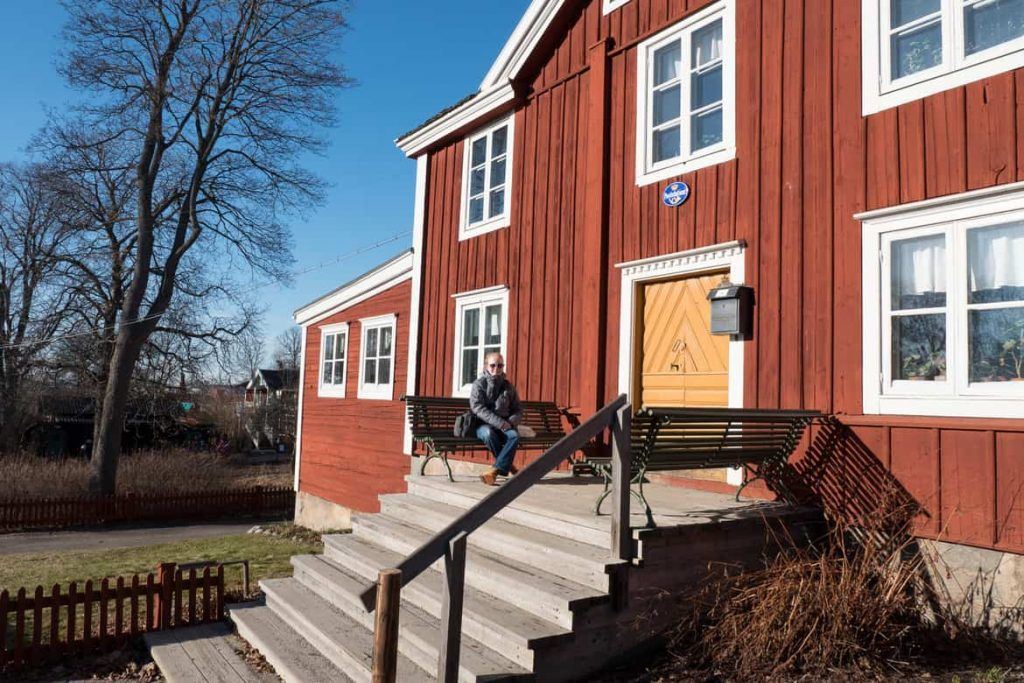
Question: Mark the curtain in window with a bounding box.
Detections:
[893,234,946,302]
[968,222,1024,294]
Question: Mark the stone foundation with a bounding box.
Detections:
[294,490,353,532]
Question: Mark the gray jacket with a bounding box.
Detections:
[469,373,523,430]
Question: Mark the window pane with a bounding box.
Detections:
[366,328,378,359]
[970,307,1024,382]
[336,333,345,359]
[891,0,940,27]
[380,326,393,356]
[323,362,332,384]
[492,126,508,157]
[691,20,723,67]
[653,126,681,162]
[891,20,943,79]
[891,234,946,309]
[470,168,486,196]
[965,0,1024,56]
[461,349,479,386]
[968,223,1024,304]
[364,358,376,384]
[653,85,681,126]
[490,158,506,188]
[463,308,480,346]
[691,108,723,152]
[378,358,392,384]
[323,335,334,361]
[691,65,722,110]
[333,361,345,385]
[484,305,502,345]
[892,314,947,381]
[654,42,682,86]
[469,197,485,224]
[489,189,505,218]
[471,137,487,167]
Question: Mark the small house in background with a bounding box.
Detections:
[291,250,413,530]
[244,368,299,407]
[243,367,299,451]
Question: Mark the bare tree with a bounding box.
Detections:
[218,323,267,384]
[273,326,301,371]
[58,0,349,493]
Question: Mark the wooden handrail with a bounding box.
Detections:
[359,393,629,612]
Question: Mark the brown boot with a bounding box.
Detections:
[479,469,499,486]
[508,464,520,476]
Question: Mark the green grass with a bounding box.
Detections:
[0,533,320,595]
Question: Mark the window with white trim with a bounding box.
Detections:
[861,186,1024,418]
[357,314,396,400]
[318,323,348,398]
[452,287,509,396]
[636,1,735,187]
[864,0,1024,113]
[460,117,514,240]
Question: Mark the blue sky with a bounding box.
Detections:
[0,0,531,355]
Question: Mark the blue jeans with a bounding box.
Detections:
[476,424,519,475]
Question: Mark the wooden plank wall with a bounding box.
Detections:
[414,0,1024,552]
[298,281,411,513]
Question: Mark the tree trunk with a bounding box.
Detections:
[88,331,146,495]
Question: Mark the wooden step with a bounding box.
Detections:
[346,514,608,630]
[228,601,351,683]
[145,622,274,683]
[290,554,531,681]
[379,493,613,590]
[260,578,431,683]
[319,535,572,670]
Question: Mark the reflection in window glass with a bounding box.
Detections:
[892,314,947,380]
[964,0,1024,56]
[970,307,1024,382]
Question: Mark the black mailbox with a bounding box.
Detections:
[707,281,753,338]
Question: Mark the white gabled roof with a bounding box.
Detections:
[396,0,568,158]
[293,250,413,327]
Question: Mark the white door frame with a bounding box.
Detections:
[616,240,747,486]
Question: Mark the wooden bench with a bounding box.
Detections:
[403,395,569,482]
[582,406,820,526]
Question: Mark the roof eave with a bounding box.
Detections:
[394,83,517,158]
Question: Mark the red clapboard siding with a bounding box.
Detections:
[298,280,411,514]
[404,0,1024,553]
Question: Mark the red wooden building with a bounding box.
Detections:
[296,0,1024,601]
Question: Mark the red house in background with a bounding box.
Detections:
[294,0,1024,614]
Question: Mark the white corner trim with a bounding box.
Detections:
[404,155,429,454]
[316,322,349,399]
[293,325,308,492]
[603,0,630,14]
[396,84,517,158]
[294,252,413,327]
[459,115,515,241]
[617,242,746,485]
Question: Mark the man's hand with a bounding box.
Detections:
[500,421,513,432]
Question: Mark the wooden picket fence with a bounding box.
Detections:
[0,486,294,531]
[0,562,224,671]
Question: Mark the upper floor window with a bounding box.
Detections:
[460,116,514,240]
[452,286,509,396]
[318,323,348,398]
[358,314,397,400]
[635,1,735,187]
[860,183,1024,418]
[864,0,1024,113]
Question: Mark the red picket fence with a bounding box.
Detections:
[0,562,224,671]
[0,486,294,531]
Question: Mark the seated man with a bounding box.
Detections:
[470,352,523,486]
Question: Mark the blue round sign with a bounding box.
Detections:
[663,182,691,208]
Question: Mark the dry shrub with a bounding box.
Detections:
[0,450,292,499]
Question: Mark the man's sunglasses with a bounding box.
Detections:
[488,363,505,369]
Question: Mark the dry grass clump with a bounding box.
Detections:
[0,450,292,499]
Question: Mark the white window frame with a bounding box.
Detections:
[863,0,1024,114]
[603,0,631,14]
[451,285,510,397]
[317,322,349,398]
[860,181,1024,419]
[635,0,736,187]
[459,116,515,240]
[357,314,397,401]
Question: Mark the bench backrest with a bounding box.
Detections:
[402,395,566,449]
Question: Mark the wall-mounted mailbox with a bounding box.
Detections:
[707,282,754,338]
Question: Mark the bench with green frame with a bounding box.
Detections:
[403,395,570,482]
[584,406,821,527]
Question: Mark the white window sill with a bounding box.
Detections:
[868,395,1024,420]
[636,146,735,188]
[459,214,510,241]
[358,384,394,401]
[317,385,346,399]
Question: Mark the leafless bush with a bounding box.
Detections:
[0,450,291,499]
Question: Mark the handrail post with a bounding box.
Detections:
[437,531,468,682]
[610,405,632,561]
[371,569,402,683]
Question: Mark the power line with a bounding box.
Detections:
[0,230,412,351]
